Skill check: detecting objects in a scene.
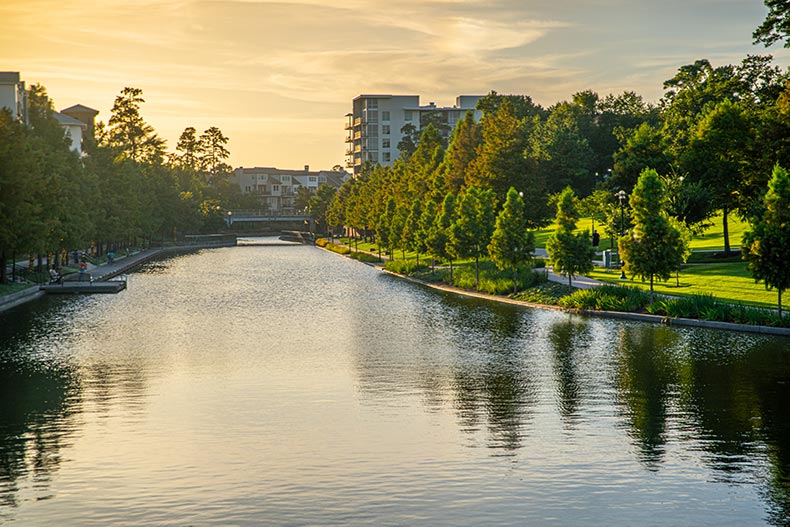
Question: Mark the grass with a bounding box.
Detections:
[535,213,749,251]
[0,282,35,296]
[585,262,782,310]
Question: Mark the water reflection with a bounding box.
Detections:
[0,301,81,517]
[1,245,790,525]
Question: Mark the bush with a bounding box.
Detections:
[444,260,548,295]
[559,285,650,312]
[384,259,429,274]
[512,282,569,305]
[324,243,350,255]
[350,251,380,263]
[315,238,329,248]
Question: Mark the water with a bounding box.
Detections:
[1,239,788,526]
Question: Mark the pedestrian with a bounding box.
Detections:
[79,260,87,281]
[108,249,115,264]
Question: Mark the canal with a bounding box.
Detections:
[0,240,788,526]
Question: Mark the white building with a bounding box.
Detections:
[233,165,350,214]
[53,112,86,154]
[345,94,483,175]
[0,71,27,123]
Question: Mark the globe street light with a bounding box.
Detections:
[617,190,627,280]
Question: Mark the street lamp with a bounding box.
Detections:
[226,210,233,227]
[617,189,627,280]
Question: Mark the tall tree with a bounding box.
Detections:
[618,169,686,302]
[105,87,165,163]
[199,126,231,185]
[488,187,535,294]
[440,111,481,193]
[742,164,790,318]
[428,193,456,278]
[684,99,755,254]
[545,186,595,289]
[449,186,497,290]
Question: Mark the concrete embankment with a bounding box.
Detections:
[315,243,790,339]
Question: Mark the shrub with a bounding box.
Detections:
[350,251,380,263]
[315,238,329,248]
[512,282,569,305]
[324,243,350,255]
[384,259,429,274]
[559,285,649,312]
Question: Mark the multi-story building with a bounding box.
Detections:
[233,165,350,214]
[1,72,98,156]
[0,71,28,123]
[345,94,483,175]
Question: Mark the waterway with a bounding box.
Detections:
[0,239,788,526]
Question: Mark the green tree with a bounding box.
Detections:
[440,111,480,192]
[105,87,165,163]
[488,187,535,294]
[199,126,232,186]
[419,199,439,270]
[377,197,397,258]
[397,123,419,159]
[401,199,423,264]
[742,164,790,318]
[684,99,755,254]
[618,169,686,302]
[428,193,456,278]
[308,183,337,236]
[754,0,790,47]
[449,186,497,290]
[546,186,595,289]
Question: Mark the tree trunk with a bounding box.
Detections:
[475,255,480,291]
[650,274,654,304]
[780,289,783,320]
[0,249,6,284]
[450,260,454,283]
[722,206,730,256]
[513,267,518,295]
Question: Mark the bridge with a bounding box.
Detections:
[227,210,310,224]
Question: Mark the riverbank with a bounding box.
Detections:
[0,241,236,314]
[318,242,790,339]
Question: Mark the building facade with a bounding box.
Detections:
[233,165,350,214]
[0,72,27,123]
[345,94,483,175]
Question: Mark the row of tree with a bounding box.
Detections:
[0,85,254,282]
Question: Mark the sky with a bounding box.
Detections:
[2,0,788,170]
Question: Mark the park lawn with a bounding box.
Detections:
[689,213,748,250]
[585,262,783,310]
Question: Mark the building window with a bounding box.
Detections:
[272,185,280,192]
[309,176,317,183]
[383,152,391,162]
[404,110,413,121]
[383,125,390,135]
[367,99,378,109]
[382,111,390,121]
[319,176,326,183]
[382,139,390,149]
[282,185,290,194]
[281,175,290,182]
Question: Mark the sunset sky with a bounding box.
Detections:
[2,0,788,170]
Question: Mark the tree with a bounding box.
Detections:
[428,193,456,278]
[173,126,202,170]
[105,87,165,163]
[618,169,686,302]
[199,126,231,186]
[754,0,790,48]
[308,183,336,236]
[611,123,671,192]
[742,164,790,318]
[684,99,755,254]
[397,123,419,159]
[440,111,481,193]
[545,186,595,289]
[488,187,535,294]
[401,199,423,264]
[419,199,439,270]
[449,186,497,290]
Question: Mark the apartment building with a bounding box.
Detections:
[345,94,483,175]
[233,165,350,214]
[0,71,27,123]
[1,72,98,156]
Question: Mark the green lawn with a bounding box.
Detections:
[535,213,749,251]
[586,262,782,310]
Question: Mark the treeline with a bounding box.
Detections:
[330,55,789,243]
[0,85,256,282]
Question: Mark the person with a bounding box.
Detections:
[108,249,115,264]
[49,267,61,284]
[79,260,87,281]
[592,230,600,248]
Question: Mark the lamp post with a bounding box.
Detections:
[617,189,627,280]
[226,210,233,227]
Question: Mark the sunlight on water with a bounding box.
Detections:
[1,239,789,526]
